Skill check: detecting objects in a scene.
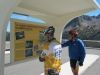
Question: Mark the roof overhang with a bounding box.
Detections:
[13,0,100,17]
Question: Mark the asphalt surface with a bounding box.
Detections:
[82,48,100,75]
[4,47,100,75]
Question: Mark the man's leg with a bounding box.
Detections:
[70,59,79,75]
[71,66,79,75]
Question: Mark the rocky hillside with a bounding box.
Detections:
[62,14,100,40]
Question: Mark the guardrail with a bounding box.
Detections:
[6,40,100,50]
[83,40,100,48]
[62,39,100,48]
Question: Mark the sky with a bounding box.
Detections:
[7,0,100,32]
[7,14,45,32]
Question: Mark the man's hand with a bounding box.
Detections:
[79,62,83,66]
[39,56,45,62]
[39,52,46,62]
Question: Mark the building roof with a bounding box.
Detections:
[13,0,100,17]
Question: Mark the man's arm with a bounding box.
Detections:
[39,44,48,62]
[79,41,86,63]
[39,51,46,62]
[61,41,69,48]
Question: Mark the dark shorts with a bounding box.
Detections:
[48,69,59,75]
[70,59,79,70]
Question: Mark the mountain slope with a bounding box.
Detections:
[62,14,100,40]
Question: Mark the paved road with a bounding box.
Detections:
[4,47,70,75]
[82,48,100,75]
[4,47,100,75]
